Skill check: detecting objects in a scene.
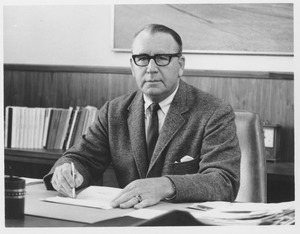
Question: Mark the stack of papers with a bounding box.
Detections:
[188,201,295,225]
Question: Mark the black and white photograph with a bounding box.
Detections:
[2,0,297,233]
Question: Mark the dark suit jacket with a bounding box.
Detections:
[44,80,241,202]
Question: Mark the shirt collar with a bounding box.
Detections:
[143,84,179,115]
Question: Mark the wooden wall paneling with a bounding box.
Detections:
[37,71,59,107]
[48,72,136,108]
[87,73,111,108]
[4,71,19,106]
[53,72,103,108]
[3,65,294,162]
[106,73,136,101]
[3,70,13,106]
[182,76,294,162]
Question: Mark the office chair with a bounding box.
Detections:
[234,111,267,203]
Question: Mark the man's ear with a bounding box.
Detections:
[178,56,185,77]
[130,58,135,77]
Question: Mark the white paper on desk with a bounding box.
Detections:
[189,201,295,225]
[41,186,122,210]
[189,201,295,213]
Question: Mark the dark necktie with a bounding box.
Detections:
[147,103,160,161]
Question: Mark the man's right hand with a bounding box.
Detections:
[51,162,84,197]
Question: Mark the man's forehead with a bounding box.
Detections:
[132,31,178,53]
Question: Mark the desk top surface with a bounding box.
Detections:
[6,181,295,227]
[6,182,193,227]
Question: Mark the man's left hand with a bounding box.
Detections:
[110,177,175,209]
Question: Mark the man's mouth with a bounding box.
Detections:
[146,80,161,83]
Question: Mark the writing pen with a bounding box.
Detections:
[71,162,76,199]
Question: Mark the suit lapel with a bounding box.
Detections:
[127,92,148,178]
[147,80,190,175]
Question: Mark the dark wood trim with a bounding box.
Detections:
[185,69,293,80]
[3,64,131,75]
[4,64,294,80]
[5,148,63,165]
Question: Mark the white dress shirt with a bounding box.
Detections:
[143,84,179,142]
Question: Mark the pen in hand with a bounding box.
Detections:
[71,162,76,199]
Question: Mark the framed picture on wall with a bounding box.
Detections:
[112,3,293,55]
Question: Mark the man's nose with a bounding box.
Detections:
[146,58,158,73]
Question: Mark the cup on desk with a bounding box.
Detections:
[5,176,26,219]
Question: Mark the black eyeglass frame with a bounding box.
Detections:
[132,53,182,67]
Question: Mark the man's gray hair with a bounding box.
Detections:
[132,24,183,53]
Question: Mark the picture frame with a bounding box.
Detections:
[112,4,293,56]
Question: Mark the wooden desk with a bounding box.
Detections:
[6,182,295,227]
[5,214,87,227]
[5,182,194,227]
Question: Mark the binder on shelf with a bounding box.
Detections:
[23,107,29,148]
[43,108,53,148]
[37,108,46,149]
[54,109,68,149]
[5,106,13,148]
[11,107,20,148]
[60,107,74,149]
[82,106,98,135]
[46,109,62,149]
[73,107,87,146]
[65,107,80,150]
[19,107,26,148]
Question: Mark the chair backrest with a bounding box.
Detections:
[234,111,267,202]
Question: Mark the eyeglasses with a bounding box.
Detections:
[132,53,182,67]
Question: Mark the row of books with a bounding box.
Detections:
[4,105,99,150]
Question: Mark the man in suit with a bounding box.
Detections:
[44,24,241,209]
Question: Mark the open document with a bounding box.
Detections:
[41,186,122,210]
[188,201,295,225]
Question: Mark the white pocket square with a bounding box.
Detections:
[175,155,194,163]
[180,155,194,162]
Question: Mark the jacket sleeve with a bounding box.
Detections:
[166,104,241,202]
[43,102,112,190]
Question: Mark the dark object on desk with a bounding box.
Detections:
[5,176,26,219]
[87,216,145,227]
[88,210,205,227]
[137,210,205,226]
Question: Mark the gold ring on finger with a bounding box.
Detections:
[135,195,142,203]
